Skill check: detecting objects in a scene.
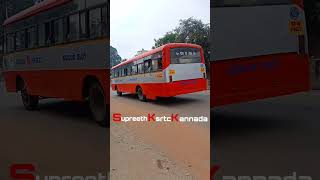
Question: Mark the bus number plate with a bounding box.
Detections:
[169,70,176,75]
[289,21,304,35]
[200,67,205,73]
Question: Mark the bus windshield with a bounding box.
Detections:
[170,48,201,64]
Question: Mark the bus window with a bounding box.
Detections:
[127,66,131,76]
[27,27,37,48]
[132,65,138,75]
[170,48,201,64]
[101,6,107,37]
[144,60,152,73]
[152,59,162,71]
[89,8,102,38]
[39,23,46,46]
[69,14,80,41]
[123,67,127,76]
[80,12,88,38]
[138,63,144,74]
[45,22,52,45]
[53,19,63,43]
[6,34,15,53]
[15,30,26,50]
[63,17,69,41]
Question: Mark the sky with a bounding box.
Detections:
[111,0,210,59]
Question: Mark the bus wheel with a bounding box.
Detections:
[116,89,122,96]
[137,87,147,102]
[21,86,39,111]
[89,82,108,127]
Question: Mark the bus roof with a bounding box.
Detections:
[112,43,201,69]
[3,0,71,26]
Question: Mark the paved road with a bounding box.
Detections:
[212,91,320,179]
[0,82,108,179]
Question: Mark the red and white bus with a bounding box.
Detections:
[2,0,109,126]
[211,0,309,107]
[111,43,207,101]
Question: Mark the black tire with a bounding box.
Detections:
[137,87,147,102]
[89,82,108,127]
[116,89,122,96]
[21,84,39,111]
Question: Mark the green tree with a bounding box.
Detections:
[153,32,178,48]
[153,17,210,63]
[110,46,122,67]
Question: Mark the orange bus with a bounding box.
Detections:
[211,0,309,107]
[111,43,207,101]
[2,0,109,126]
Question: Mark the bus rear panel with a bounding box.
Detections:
[211,0,310,107]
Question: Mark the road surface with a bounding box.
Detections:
[0,82,108,179]
[110,89,210,179]
[212,91,320,179]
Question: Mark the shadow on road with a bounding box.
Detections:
[12,99,99,126]
[152,96,201,106]
[1,82,102,126]
[211,109,299,138]
[41,100,91,117]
